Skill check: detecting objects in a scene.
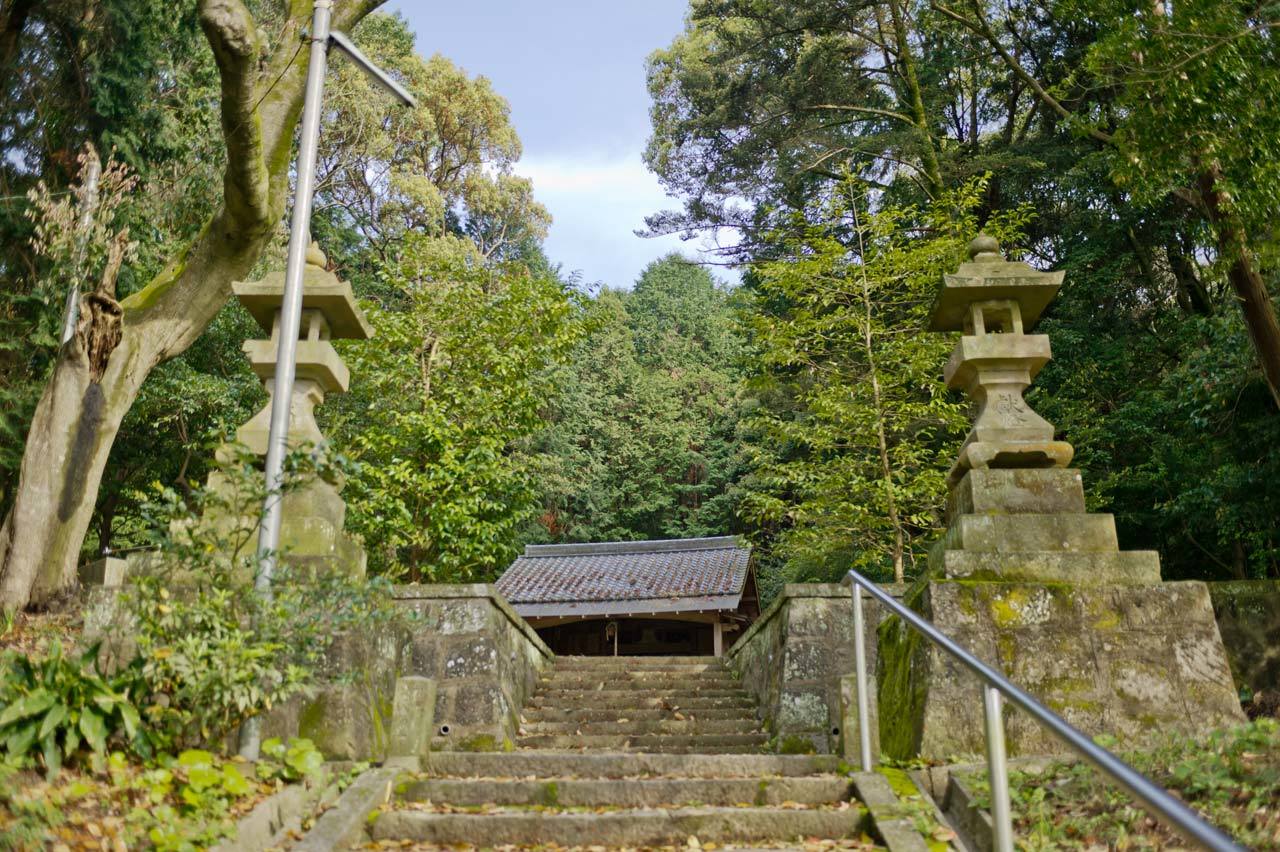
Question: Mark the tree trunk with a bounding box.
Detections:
[0,0,387,611]
[1197,166,1280,410]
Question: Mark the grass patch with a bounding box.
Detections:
[959,719,1280,849]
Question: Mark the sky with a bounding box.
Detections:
[386,0,730,289]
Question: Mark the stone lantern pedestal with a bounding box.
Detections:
[878,237,1243,760]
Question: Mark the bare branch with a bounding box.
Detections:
[931,0,1114,144]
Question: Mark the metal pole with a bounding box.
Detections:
[255,0,333,592]
[61,153,102,346]
[983,685,1014,852]
[852,584,873,772]
[238,0,333,761]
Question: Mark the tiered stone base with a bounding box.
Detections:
[879,466,1244,760]
[878,578,1244,760]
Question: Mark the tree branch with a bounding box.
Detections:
[931,0,1114,144]
[199,0,271,238]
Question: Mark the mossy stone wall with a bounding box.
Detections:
[727,583,903,754]
[879,578,1245,761]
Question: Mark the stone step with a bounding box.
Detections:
[524,706,755,723]
[371,805,867,846]
[541,674,743,689]
[515,732,769,752]
[523,718,762,736]
[399,776,854,808]
[529,685,747,695]
[553,655,726,668]
[527,696,755,713]
[421,751,842,778]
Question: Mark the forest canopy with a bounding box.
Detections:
[0,0,1277,612]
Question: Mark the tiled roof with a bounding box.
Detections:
[496,537,751,616]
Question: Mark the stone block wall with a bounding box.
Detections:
[878,579,1244,761]
[1207,580,1280,696]
[726,583,902,754]
[83,578,551,759]
[393,584,553,752]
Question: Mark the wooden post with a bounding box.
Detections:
[713,619,724,657]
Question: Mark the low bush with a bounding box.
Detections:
[0,736,328,851]
[961,719,1280,849]
[0,641,141,778]
[3,442,406,776]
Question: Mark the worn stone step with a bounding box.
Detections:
[421,751,842,778]
[524,706,755,723]
[515,732,769,752]
[527,695,755,713]
[542,674,743,689]
[398,776,854,808]
[529,685,747,695]
[523,718,762,736]
[553,655,726,668]
[371,805,867,846]
[550,663,732,674]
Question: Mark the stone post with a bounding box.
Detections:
[876,236,1244,761]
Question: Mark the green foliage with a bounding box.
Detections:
[532,254,748,543]
[256,736,324,783]
[332,235,584,580]
[739,177,1028,584]
[962,719,1280,848]
[124,443,404,750]
[0,641,141,778]
[318,12,549,262]
[648,0,1280,582]
[0,737,325,851]
[1084,0,1280,264]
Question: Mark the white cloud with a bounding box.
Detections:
[515,151,739,289]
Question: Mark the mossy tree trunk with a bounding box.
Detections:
[0,0,387,611]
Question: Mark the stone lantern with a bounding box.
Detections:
[222,242,371,577]
[931,234,1073,486]
[873,235,1243,761]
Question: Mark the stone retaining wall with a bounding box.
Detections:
[393,583,553,751]
[272,584,553,758]
[725,583,902,755]
[83,577,551,759]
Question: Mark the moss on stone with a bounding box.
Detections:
[755,779,770,806]
[458,733,499,752]
[989,588,1029,628]
[778,735,816,755]
[297,697,326,741]
[876,766,919,800]
[540,781,559,807]
[876,613,927,761]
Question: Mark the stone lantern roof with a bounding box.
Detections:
[233,243,373,340]
[928,234,1064,332]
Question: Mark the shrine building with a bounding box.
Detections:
[496,536,759,656]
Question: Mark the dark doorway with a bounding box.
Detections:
[535,617,715,656]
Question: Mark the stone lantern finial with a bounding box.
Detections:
[967,233,1001,261]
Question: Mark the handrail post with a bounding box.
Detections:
[983,685,1014,852]
[852,583,873,771]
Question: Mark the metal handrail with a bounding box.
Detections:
[841,569,1243,852]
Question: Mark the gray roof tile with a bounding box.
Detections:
[497,536,751,606]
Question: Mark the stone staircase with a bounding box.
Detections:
[517,654,769,753]
[357,656,943,849]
